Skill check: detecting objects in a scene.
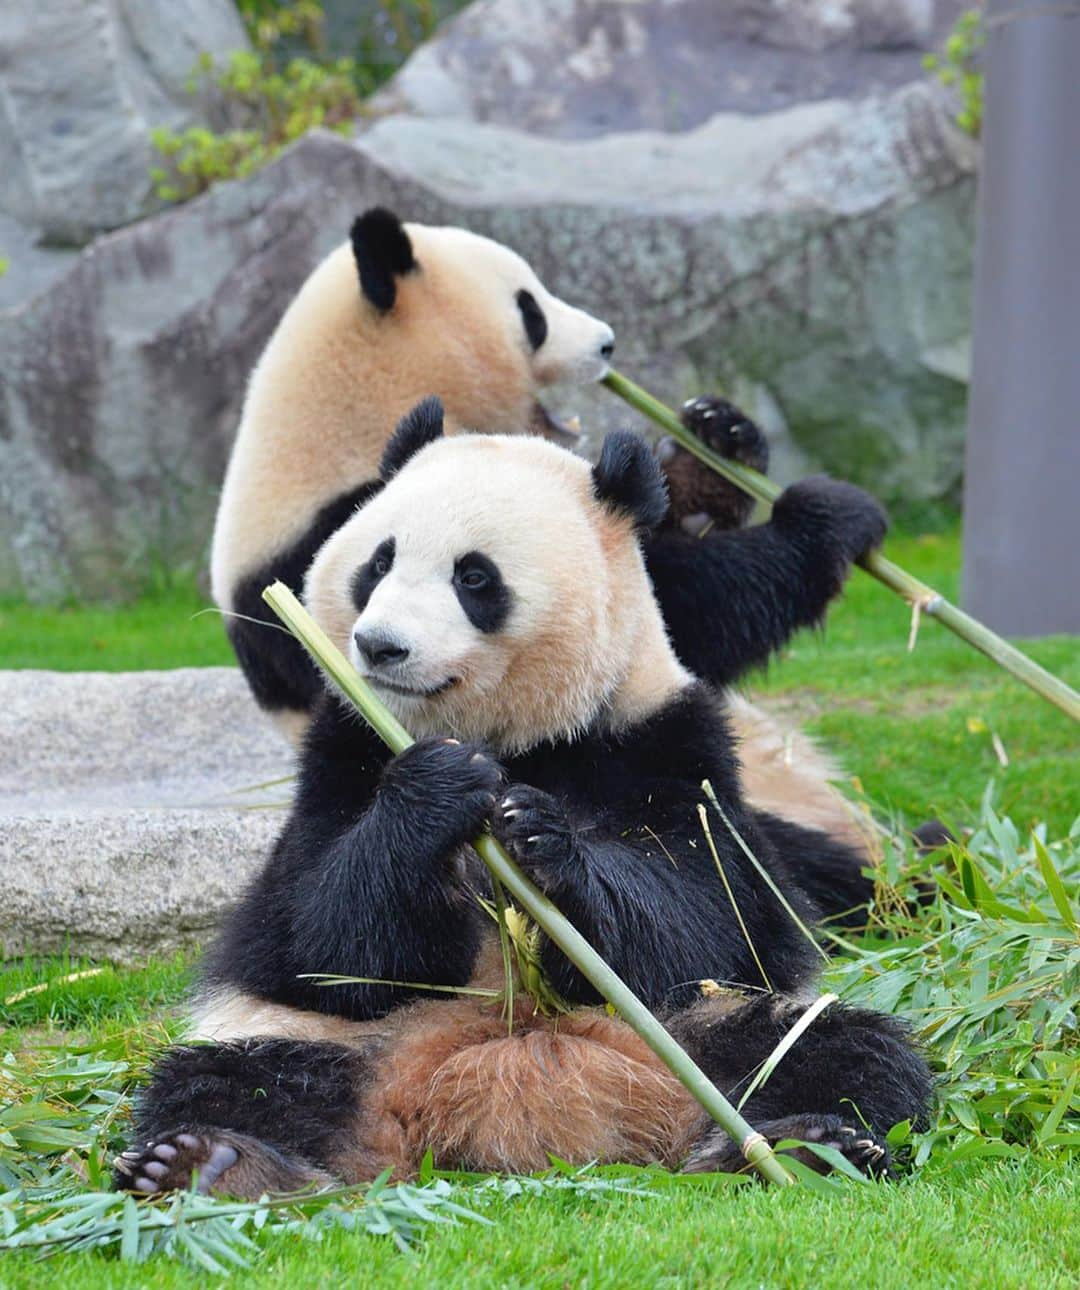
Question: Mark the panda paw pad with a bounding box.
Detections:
[114,1131,239,1196]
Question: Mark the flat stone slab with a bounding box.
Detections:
[0,668,292,962]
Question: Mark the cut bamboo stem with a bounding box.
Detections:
[602,369,1080,724]
[262,580,796,1187]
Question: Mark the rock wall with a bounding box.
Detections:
[373,0,968,135]
[0,0,249,247]
[0,81,975,600]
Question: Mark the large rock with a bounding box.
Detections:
[373,0,969,136]
[0,0,249,249]
[0,669,291,962]
[0,80,975,600]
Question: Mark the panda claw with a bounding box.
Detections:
[680,512,714,539]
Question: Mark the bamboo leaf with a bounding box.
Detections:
[1033,836,1078,931]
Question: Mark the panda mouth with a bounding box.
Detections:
[530,400,582,445]
[367,675,458,699]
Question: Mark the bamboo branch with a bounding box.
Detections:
[602,369,1080,724]
[262,580,796,1187]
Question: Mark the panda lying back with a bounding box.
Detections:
[117,402,930,1196]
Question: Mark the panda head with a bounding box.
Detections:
[304,398,688,754]
[348,208,615,442]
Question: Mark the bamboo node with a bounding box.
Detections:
[741,1131,767,1159]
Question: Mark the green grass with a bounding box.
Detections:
[0,577,233,671]
[2,524,1078,1285]
[748,529,1080,836]
[0,1159,1076,1289]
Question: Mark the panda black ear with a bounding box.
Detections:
[380,397,445,481]
[592,430,669,533]
[350,208,417,312]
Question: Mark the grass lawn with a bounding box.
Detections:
[2,523,1078,1285]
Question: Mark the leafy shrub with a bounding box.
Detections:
[150,1,471,203]
[830,796,1079,1167]
[149,48,362,203]
[924,7,986,137]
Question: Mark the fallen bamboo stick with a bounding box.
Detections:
[262,580,796,1187]
[603,370,1080,724]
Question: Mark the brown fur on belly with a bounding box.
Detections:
[366,998,705,1175]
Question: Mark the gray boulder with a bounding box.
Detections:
[0,668,291,962]
[0,0,249,251]
[0,79,975,600]
[373,0,968,136]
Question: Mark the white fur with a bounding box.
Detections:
[304,434,690,756]
[211,223,613,609]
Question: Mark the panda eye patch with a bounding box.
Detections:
[453,552,512,633]
[516,289,548,352]
[351,537,395,612]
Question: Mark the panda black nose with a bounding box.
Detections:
[354,630,410,668]
[600,337,615,361]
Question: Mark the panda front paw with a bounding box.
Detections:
[656,395,769,536]
[378,737,504,855]
[772,475,887,568]
[492,785,575,877]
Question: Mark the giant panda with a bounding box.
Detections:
[211,208,615,743]
[211,206,883,880]
[116,407,930,1199]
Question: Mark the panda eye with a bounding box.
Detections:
[453,552,511,632]
[459,567,489,591]
[516,289,548,352]
[368,538,395,580]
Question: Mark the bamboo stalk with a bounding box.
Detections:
[602,369,1080,724]
[262,580,796,1187]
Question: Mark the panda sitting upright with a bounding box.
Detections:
[212,206,885,896]
[116,403,930,1198]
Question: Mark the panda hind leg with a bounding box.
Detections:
[115,1037,405,1200]
[668,994,932,1179]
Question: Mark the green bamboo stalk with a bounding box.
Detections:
[262,580,796,1187]
[603,369,1080,724]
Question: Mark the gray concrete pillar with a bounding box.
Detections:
[962,0,1080,636]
